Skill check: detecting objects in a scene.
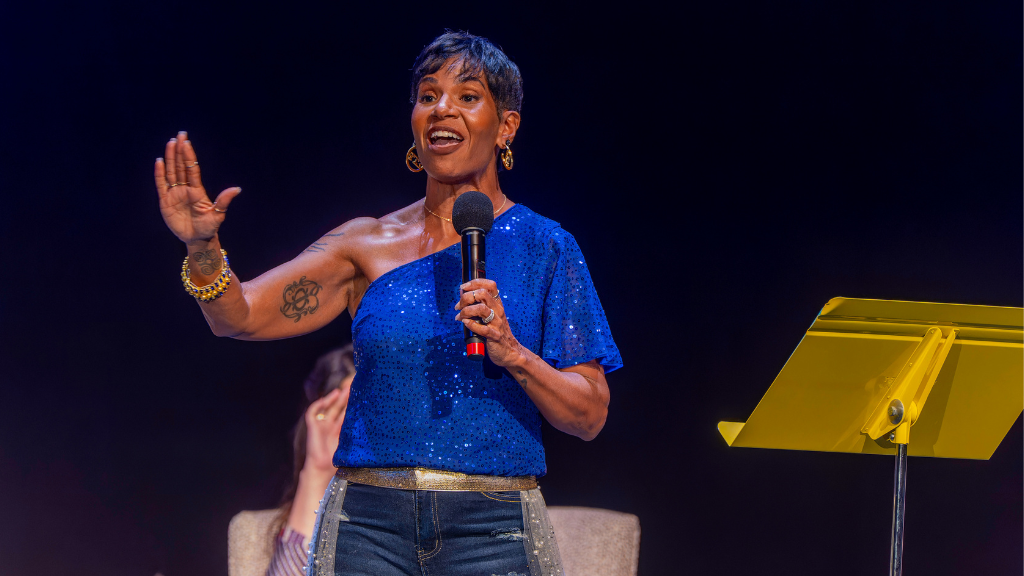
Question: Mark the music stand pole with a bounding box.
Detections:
[890,443,908,576]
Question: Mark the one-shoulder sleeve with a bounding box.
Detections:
[540,229,623,372]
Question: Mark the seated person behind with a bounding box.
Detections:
[267,345,354,576]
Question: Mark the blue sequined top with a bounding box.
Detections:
[333,204,622,477]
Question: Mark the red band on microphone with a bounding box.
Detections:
[467,342,485,357]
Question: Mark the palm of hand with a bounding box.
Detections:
[304,387,349,473]
[160,182,220,242]
[154,133,241,243]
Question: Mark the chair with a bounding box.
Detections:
[228,509,278,576]
[229,505,640,576]
[548,506,641,576]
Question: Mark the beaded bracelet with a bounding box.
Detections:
[181,249,232,302]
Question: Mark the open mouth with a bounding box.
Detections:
[428,128,464,148]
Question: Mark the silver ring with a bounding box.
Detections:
[167,183,182,188]
[480,308,495,325]
[185,161,199,168]
[213,208,227,213]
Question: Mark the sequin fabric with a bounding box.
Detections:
[334,204,622,476]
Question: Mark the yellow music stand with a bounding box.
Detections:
[718,298,1023,576]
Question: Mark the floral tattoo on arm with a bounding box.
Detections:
[280,276,322,322]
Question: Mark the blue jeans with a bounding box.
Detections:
[306,478,563,576]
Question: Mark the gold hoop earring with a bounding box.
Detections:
[406,143,423,172]
[501,139,514,170]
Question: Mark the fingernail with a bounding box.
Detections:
[185,140,191,144]
[178,131,187,136]
[156,157,163,162]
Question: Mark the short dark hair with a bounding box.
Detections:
[410,31,523,117]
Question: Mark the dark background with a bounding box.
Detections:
[0,2,1020,575]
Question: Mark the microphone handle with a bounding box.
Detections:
[461,229,486,359]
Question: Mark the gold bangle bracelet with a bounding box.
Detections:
[181,249,232,302]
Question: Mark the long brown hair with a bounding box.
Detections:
[271,345,355,540]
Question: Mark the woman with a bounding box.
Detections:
[155,31,621,576]
[266,346,355,576]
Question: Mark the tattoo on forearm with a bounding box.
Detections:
[191,249,222,275]
[304,232,344,253]
[516,369,528,388]
[280,276,323,322]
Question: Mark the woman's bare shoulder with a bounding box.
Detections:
[301,216,378,257]
[313,200,425,257]
[377,200,426,233]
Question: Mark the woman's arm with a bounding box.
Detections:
[155,133,360,340]
[183,232,358,340]
[455,279,610,441]
[287,387,348,537]
[509,355,609,441]
[265,387,348,576]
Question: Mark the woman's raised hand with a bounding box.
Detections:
[154,132,241,244]
[303,387,349,474]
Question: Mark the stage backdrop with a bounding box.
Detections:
[0,3,1020,575]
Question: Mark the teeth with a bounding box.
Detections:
[430,130,463,141]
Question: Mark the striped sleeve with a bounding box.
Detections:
[265,526,309,576]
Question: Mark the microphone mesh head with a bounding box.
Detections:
[451,191,494,234]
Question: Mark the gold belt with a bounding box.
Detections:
[335,466,537,491]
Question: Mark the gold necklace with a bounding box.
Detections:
[424,194,508,224]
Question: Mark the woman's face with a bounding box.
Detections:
[412,60,513,183]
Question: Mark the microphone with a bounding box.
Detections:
[452,191,494,360]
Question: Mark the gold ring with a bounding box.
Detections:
[213,208,227,213]
[186,161,199,168]
[315,413,326,421]
[167,183,182,188]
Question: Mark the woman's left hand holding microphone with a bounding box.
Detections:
[455,278,524,367]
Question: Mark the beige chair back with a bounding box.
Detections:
[548,506,641,576]
[228,509,278,576]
